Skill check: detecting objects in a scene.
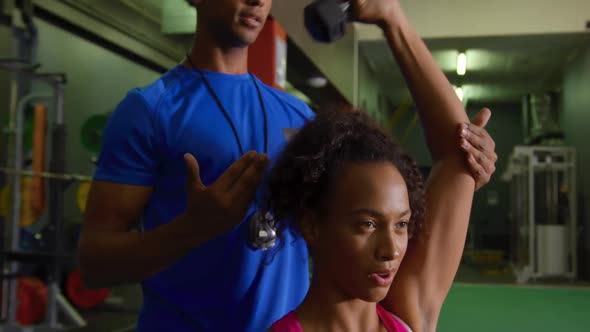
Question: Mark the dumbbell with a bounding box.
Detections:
[304,0,351,43]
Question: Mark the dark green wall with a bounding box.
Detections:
[358,52,384,124]
[396,102,523,251]
[32,18,160,225]
[0,25,14,105]
[465,103,523,251]
[562,42,590,280]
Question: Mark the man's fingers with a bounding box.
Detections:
[460,125,496,152]
[461,130,487,152]
[460,108,492,139]
[184,153,205,189]
[215,151,258,191]
[461,139,497,170]
[465,141,496,173]
[229,154,270,206]
[467,153,490,183]
[472,108,491,127]
[465,123,492,139]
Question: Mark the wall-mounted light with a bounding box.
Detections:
[457,52,467,76]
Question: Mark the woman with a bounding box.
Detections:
[266,0,494,331]
[266,105,485,332]
[266,109,423,331]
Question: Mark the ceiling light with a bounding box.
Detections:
[457,52,467,76]
[455,86,464,102]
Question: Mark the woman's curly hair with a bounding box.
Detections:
[264,107,426,241]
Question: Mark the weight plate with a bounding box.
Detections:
[80,114,109,153]
[0,178,42,226]
[77,181,91,213]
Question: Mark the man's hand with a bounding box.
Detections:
[458,108,497,191]
[182,151,269,239]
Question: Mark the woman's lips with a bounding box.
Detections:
[368,269,395,287]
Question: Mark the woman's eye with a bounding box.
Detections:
[360,220,377,229]
[396,221,410,229]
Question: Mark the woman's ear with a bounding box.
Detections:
[298,208,320,246]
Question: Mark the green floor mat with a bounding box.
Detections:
[438,283,590,332]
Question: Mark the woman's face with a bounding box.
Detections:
[306,161,410,302]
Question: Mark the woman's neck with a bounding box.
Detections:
[183,31,249,75]
[296,273,383,332]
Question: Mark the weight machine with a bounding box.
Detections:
[0,58,86,331]
[502,145,577,284]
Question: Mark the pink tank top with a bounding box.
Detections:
[271,304,411,332]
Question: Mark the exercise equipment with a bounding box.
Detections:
[65,270,110,310]
[523,93,564,145]
[0,107,36,152]
[502,146,577,283]
[0,103,47,226]
[76,181,91,213]
[16,277,47,325]
[80,113,109,153]
[0,177,42,227]
[18,228,41,252]
[0,58,87,330]
[0,167,92,182]
[31,104,47,213]
[305,0,351,43]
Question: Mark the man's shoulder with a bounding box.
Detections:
[257,80,315,120]
[127,65,188,112]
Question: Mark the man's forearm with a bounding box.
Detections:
[382,12,469,162]
[78,213,205,288]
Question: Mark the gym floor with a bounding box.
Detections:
[71,267,590,332]
[70,285,141,332]
[439,282,590,332]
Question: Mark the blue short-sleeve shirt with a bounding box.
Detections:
[95,65,314,331]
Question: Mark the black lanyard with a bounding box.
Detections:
[185,55,277,251]
[186,54,268,156]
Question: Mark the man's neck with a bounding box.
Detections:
[183,32,249,75]
[296,273,382,331]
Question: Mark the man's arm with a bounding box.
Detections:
[79,152,269,289]
[79,182,197,288]
[350,1,476,330]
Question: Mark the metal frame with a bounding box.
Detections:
[503,145,577,283]
[0,58,85,331]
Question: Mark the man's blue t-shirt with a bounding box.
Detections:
[95,65,314,331]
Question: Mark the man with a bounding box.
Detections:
[78,1,497,331]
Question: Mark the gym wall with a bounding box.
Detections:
[357,51,387,125]
[401,102,523,252]
[0,24,12,105]
[31,18,159,224]
[465,103,523,252]
[0,24,16,197]
[562,42,590,280]
[271,1,358,106]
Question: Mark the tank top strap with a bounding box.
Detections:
[376,303,412,332]
[271,311,303,332]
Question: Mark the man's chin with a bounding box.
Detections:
[231,37,258,49]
